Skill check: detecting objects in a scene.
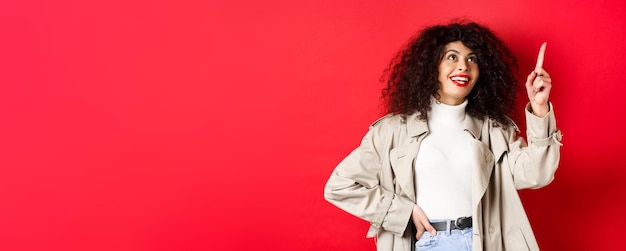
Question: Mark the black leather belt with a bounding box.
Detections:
[431,217,472,231]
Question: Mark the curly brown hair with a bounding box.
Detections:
[381,21,519,127]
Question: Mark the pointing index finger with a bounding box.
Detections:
[535,42,547,70]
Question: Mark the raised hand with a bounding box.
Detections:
[525,42,551,117]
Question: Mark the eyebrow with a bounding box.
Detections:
[444,49,476,56]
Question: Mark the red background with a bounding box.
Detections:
[1,0,625,250]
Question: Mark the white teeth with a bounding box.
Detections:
[451,77,469,82]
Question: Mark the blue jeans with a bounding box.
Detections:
[415,225,472,251]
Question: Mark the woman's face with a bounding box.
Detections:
[436,41,480,105]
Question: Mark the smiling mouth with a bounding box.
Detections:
[450,75,470,87]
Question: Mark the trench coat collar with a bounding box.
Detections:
[464,113,484,140]
[405,112,484,140]
[406,113,428,138]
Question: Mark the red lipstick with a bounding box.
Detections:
[450,74,470,87]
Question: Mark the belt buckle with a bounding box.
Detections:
[455,217,471,229]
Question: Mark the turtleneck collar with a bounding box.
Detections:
[428,96,468,128]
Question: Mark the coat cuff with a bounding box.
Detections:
[525,102,563,147]
[366,191,414,238]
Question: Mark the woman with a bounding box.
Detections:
[323,22,562,251]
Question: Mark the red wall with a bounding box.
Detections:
[1,0,625,250]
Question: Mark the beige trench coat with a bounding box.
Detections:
[324,104,562,251]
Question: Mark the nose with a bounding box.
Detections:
[458,60,469,72]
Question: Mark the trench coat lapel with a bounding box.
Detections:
[464,115,496,209]
[470,139,495,209]
[389,115,428,202]
[390,142,419,202]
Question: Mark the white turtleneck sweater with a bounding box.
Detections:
[415,98,476,220]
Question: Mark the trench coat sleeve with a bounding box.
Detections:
[506,103,562,189]
[324,121,414,237]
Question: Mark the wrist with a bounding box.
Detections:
[529,102,549,117]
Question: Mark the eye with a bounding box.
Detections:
[447,54,457,61]
[468,55,478,63]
